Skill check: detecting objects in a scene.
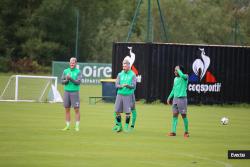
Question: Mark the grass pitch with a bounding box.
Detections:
[0,75,250,167]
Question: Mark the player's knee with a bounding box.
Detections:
[125,113,131,117]
[173,115,178,118]
[181,114,187,118]
[173,112,179,117]
[74,107,79,112]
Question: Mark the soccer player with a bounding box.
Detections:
[167,65,189,138]
[113,58,137,132]
[113,58,137,130]
[61,57,82,131]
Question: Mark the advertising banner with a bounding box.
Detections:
[52,61,112,84]
[112,43,250,104]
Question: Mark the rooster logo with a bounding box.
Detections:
[123,47,141,82]
[124,47,139,75]
[189,48,216,83]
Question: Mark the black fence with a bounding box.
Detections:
[112,42,250,104]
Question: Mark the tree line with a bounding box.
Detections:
[0,0,249,72]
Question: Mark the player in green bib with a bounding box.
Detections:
[61,57,82,131]
[113,58,137,132]
[167,65,189,138]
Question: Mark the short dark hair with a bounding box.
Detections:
[179,65,185,73]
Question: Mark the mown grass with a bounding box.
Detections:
[0,74,249,167]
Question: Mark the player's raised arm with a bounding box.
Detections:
[176,66,188,80]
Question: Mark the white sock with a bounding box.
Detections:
[66,122,70,127]
[75,121,80,127]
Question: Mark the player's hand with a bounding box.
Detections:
[122,84,128,87]
[66,75,71,80]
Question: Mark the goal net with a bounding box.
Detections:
[0,75,63,102]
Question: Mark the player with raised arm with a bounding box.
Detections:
[167,65,189,138]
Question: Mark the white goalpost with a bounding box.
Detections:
[0,75,63,103]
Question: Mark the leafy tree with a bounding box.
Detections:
[0,0,249,72]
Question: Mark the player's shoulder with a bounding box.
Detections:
[64,68,70,73]
[127,70,136,77]
[118,70,124,75]
[75,68,81,73]
[130,70,136,76]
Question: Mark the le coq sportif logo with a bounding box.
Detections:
[123,46,142,83]
[188,48,222,93]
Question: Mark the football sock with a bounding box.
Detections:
[124,124,129,131]
[75,121,80,127]
[183,117,189,132]
[172,117,178,133]
[114,112,118,125]
[125,115,130,124]
[66,121,70,127]
[116,115,121,126]
[131,109,137,127]
[125,115,130,131]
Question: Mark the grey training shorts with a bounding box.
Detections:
[115,94,135,113]
[172,97,187,114]
[63,91,80,108]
